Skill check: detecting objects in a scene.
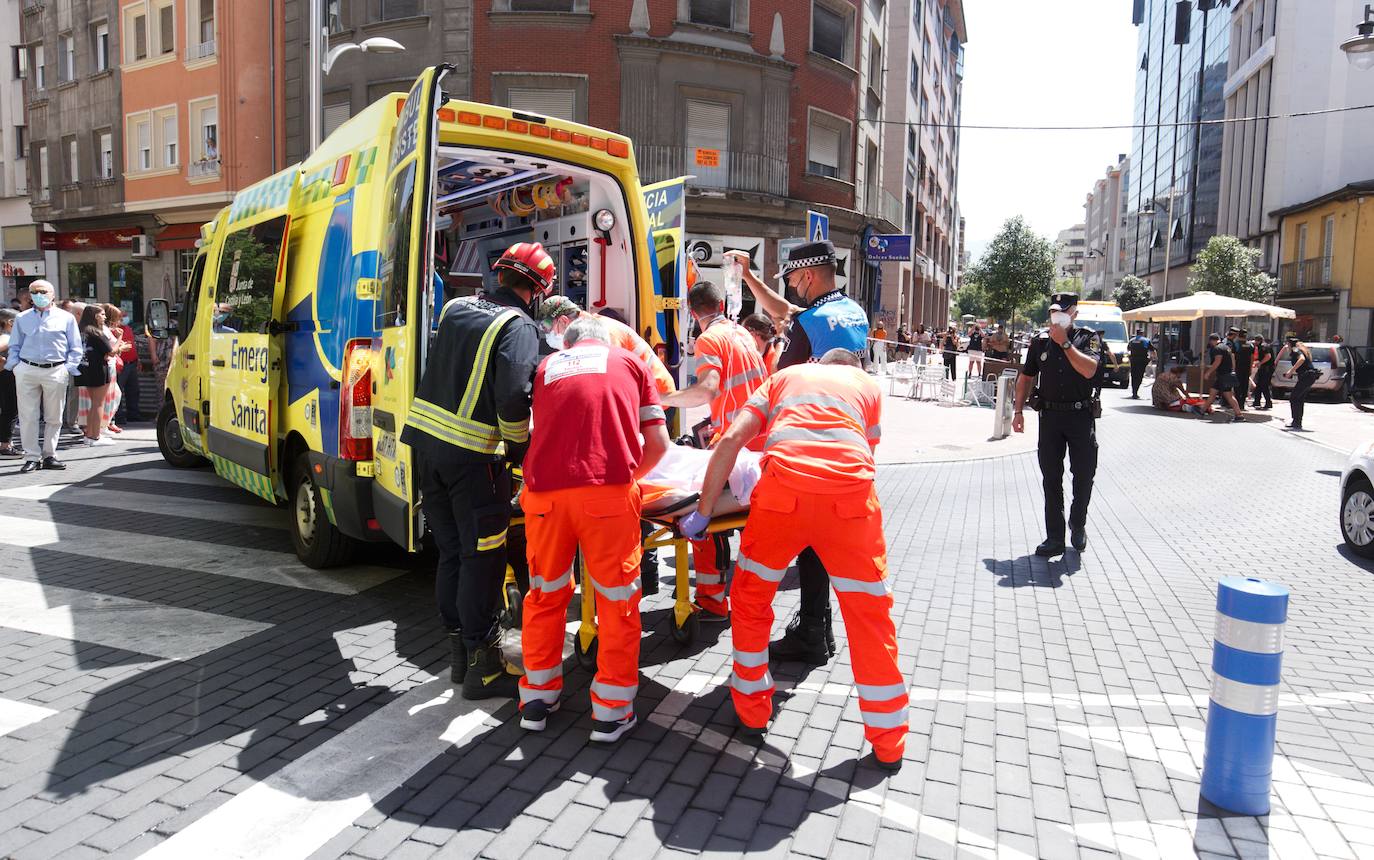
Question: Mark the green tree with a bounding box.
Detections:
[953,281,988,319]
[1189,235,1277,303]
[1113,274,1154,311]
[966,216,1057,323]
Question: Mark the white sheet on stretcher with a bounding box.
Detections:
[639,445,761,517]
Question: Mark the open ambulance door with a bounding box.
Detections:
[372,65,450,551]
[205,180,295,502]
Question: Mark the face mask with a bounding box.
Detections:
[545,331,563,351]
[213,312,229,324]
[1050,311,1071,329]
[31,293,51,309]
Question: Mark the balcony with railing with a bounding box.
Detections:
[188,158,221,179]
[1279,256,1333,292]
[636,145,787,198]
[188,39,216,60]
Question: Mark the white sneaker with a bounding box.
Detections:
[91,436,116,446]
[80,436,97,447]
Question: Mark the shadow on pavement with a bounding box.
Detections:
[982,552,1081,588]
[1335,543,1374,574]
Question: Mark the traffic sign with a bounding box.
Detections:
[806,210,829,243]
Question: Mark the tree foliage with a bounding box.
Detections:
[1113,274,1154,311]
[1189,235,1277,303]
[965,217,1057,321]
[953,281,988,319]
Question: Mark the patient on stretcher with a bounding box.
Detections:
[638,445,761,519]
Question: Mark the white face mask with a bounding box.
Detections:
[1050,311,1072,329]
[545,331,564,351]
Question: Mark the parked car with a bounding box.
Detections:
[1341,440,1374,558]
[1272,343,1349,399]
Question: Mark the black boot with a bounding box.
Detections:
[771,611,830,665]
[448,631,466,683]
[462,630,520,700]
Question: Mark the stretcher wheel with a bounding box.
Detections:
[502,582,524,630]
[670,611,698,646]
[574,633,598,671]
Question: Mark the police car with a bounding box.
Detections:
[1341,439,1374,558]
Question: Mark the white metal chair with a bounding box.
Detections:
[888,360,917,398]
[913,365,948,400]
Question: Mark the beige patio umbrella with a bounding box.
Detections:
[1121,291,1297,398]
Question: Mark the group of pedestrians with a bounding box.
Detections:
[1,279,141,470]
[873,321,1012,382]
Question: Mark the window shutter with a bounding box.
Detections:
[809,122,841,169]
[508,88,577,122]
[685,99,729,150]
[324,102,351,138]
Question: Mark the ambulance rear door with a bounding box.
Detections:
[371,64,450,551]
[205,175,295,502]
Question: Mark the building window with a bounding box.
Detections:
[11,45,26,79]
[812,1,853,65]
[323,101,351,138]
[509,0,574,10]
[58,35,75,83]
[1322,215,1335,283]
[190,98,218,163]
[806,108,850,180]
[379,0,421,19]
[867,36,882,95]
[906,125,915,158]
[65,136,78,184]
[15,125,27,161]
[507,88,576,122]
[157,2,176,55]
[178,248,198,290]
[156,108,178,167]
[328,0,346,32]
[684,98,730,186]
[128,114,152,171]
[125,6,148,63]
[96,130,113,179]
[93,23,110,71]
[193,0,215,53]
[36,143,49,202]
[904,191,914,234]
[32,44,45,90]
[689,0,732,28]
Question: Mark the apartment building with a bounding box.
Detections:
[1054,223,1085,285]
[1218,0,1374,341]
[116,0,282,319]
[877,0,966,330]
[1082,154,1130,301]
[2,0,54,304]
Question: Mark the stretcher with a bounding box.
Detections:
[498,447,757,664]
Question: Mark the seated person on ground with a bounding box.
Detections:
[1151,365,1207,414]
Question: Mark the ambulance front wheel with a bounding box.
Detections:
[289,454,356,569]
[157,400,206,469]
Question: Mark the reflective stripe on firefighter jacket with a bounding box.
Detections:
[739,363,881,492]
[401,289,540,462]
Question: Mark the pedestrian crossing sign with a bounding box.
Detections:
[807,210,829,243]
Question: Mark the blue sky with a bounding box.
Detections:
[958,0,1141,262]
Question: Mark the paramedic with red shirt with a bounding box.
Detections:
[518,316,670,744]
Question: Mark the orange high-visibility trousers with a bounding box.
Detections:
[519,483,643,723]
[690,536,728,615]
[729,475,907,763]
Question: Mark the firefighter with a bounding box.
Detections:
[682,349,906,770]
[732,241,869,665]
[400,242,548,700]
[660,280,768,620]
[517,316,670,742]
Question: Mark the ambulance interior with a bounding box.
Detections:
[432,147,640,326]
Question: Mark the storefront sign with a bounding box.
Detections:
[694,148,720,168]
[1,261,44,278]
[40,228,143,251]
[865,233,913,262]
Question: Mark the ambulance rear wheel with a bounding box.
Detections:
[157,400,206,469]
[289,455,355,569]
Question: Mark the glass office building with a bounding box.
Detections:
[1126,0,1231,287]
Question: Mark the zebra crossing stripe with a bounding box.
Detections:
[0,484,286,530]
[0,514,402,595]
[0,576,271,661]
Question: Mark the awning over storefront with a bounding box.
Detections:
[156,222,206,251]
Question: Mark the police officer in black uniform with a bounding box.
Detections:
[1012,292,1108,556]
[1230,327,1253,410]
[1126,327,1155,399]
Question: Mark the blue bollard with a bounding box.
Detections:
[1200,576,1289,816]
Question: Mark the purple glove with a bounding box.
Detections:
[680,511,710,542]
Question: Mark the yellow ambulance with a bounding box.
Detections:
[148,66,667,567]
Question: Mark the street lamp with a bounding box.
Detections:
[307,7,406,151]
[1341,5,1374,71]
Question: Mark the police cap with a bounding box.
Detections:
[775,240,838,280]
[1049,292,1079,311]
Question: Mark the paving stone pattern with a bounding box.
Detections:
[0,413,1368,859]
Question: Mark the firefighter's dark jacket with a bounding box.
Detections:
[400,287,540,464]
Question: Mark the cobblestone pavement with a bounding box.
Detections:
[0,405,1369,860]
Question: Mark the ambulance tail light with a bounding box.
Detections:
[340,339,373,461]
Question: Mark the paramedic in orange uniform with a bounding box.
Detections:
[682,349,907,770]
[538,296,676,396]
[661,281,768,620]
[518,316,670,743]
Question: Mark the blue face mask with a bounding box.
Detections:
[213,312,229,324]
[31,293,52,309]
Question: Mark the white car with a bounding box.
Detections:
[1340,441,1374,558]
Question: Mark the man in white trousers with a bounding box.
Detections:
[4,281,82,472]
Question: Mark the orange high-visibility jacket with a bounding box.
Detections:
[695,317,767,437]
[740,363,881,491]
